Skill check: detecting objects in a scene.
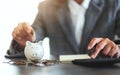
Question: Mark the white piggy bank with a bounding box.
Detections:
[24,41,44,62]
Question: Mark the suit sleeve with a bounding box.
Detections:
[116,0,120,36]
[114,0,120,44]
[31,3,47,42]
[6,40,25,58]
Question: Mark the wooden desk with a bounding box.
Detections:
[1,58,120,75]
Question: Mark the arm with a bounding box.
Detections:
[88,1,120,59]
[6,2,46,58]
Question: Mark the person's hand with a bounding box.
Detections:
[88,38,120,59]
[12,22,36,47]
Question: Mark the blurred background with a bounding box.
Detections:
[0,0,50,60]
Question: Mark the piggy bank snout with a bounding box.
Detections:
[32,53,37,57]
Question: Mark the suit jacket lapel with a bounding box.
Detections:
[56,5,79,53]
[56,0,105,54]
[80,0,104,53]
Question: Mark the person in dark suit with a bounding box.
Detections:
[7,0,120,59]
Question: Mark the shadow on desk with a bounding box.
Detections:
[14,63,120,75]
[1,57,120,75]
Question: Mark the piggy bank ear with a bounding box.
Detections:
[26,41,32,46]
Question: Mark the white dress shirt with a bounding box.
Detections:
[68,0,90,45]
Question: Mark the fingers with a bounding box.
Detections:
[88,38,120,59]
[88,38,103,50]
[12,22,36,46]
[12,27,22,40]
[18,22,33,38]
[102,43,112,55]
[20,22,33,35]
[108,45,118,57]
[89,38,108,58]
[20,23,35,41]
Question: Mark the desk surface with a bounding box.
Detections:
[1,58,120,75]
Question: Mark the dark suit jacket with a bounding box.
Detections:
[7,0,120,59]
